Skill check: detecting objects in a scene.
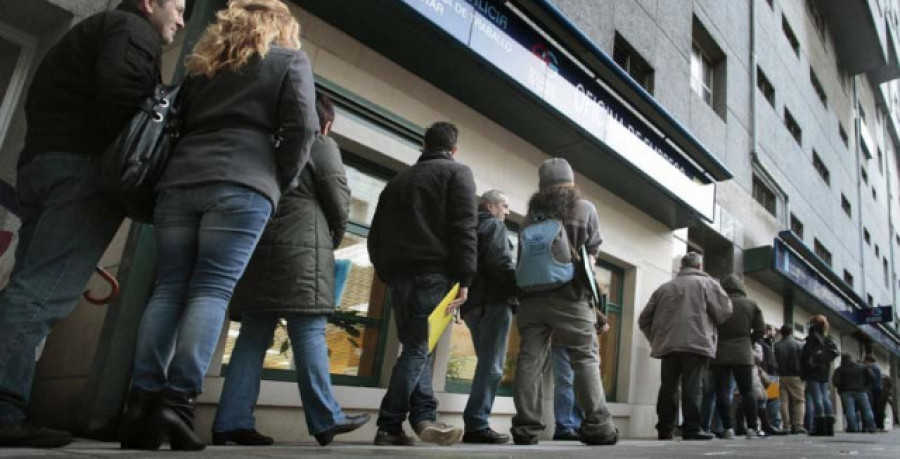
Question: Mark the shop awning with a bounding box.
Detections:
[745,232,900,358]
[297,0,732,228]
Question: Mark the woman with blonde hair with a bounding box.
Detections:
[801,314,839,436]
[120,0,318,451]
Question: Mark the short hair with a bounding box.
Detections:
[681,252,702,269]
[780,324,793,336]
[315,93,335,132]
[810,314,830,334]
[423,122,458,153]
[478,189,505,210]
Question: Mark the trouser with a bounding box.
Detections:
[712,365,757,431]
[462,305,511,432]
[840,391,875,432]
[779,376,806,431]
[551,345,583,435]
[657,353,709,435]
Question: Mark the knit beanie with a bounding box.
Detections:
[538,157,575,189]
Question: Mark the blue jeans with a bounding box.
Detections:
[806,379,834,418]
[840,391,875,432]
[131,184,272,394]
[552,345,582,435]
[462,305,511,432]
[0,152,123,422]
[376,274,450,429]
[213,313,344,435]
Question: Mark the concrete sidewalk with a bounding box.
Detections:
[2,430,899,458]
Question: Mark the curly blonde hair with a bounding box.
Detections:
[185,0,300,78]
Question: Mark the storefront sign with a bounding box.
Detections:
[856,306,894,324]
[401,0,716,220]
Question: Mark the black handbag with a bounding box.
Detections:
[100,83,182,223]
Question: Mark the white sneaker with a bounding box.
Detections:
[414,421,463,446]
[746,429,766,439]
[721,428,735,439]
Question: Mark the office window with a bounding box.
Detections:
[790,213,805,239]
[839,123,849,147]
[885,258,890,287]
[876,244,880,257]
[785,108,802,145]
[596,261,626,401]
[692,17,727,119]
[814,239,832,266]
[812,150,829,185]
[877,148,884,174]
[757,67,775,108]
[864,227,871,245]
[873,187,877,201]
[614,33,654,94]
[783,16,800,56]
[810,68,827,106]
[842,194,852,217]
[844,270,854,288]
[861,167,869,184]
[753,175,777,216]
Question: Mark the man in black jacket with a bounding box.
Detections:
[832,354,876,432]
[459,190,516,444]
[368,122,477,446]
[0,0,184,448]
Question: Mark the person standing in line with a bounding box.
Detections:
[511,158,618,446]
[211,94,370,447]
[832,353,876,433]
[0,0,185,448]
[367,122,476,446]
[120,0,318,451]
[639,252,732,441]
[709,275,766,440]
[760,324,782,429]
[801,314,840,436]
[775,324,807,434]
[862,355,885,431]
[459,190,516,444]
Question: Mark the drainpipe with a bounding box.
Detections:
[854,77,868,298]
[883,114,898,312]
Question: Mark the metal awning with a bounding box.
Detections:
[745,234,900,358]
[297,0,732,228]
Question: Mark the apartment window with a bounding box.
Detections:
[753,175,777,216]
[864,227,871,245]
[861,167,869,184]
[757,67,775,108]
[783,16,800,56]
[790,213,805,239]
[810,68,827,106]
[876,244,880,257]
[785,108,802,145]
[814,239,832,266]
[614,33,654,94]
[692,17,727,119]
[812,150,830,184]
[873,187,877,201]
[842,194,852,217]
[844,270,854,287]
[839,123,849,147]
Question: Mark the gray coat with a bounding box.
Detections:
[711,275,765,366]
[230,135,350,319]
[639,268,732,359]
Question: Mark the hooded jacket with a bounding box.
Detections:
[638,267,732,359]
[711,275,765,367]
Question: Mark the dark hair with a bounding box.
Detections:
[423,122,458,153]
[527,185,580,222]
[316,93,335,132]
[780,324,793,336]
[863,354,876,363]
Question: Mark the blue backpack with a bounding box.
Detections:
[515,217,574,292]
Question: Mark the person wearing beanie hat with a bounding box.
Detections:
[511,158,618,446]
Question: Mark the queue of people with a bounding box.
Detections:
[0,0,895,452]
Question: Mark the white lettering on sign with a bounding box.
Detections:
[417,0,445,15]
[471,0,508,30]
[473,15,513,53]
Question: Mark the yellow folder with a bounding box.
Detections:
[427,283,460,353]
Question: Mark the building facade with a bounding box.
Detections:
[0,0,898,441]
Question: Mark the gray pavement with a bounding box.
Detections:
[2,431,899,458]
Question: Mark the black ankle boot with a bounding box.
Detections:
[120,389,163,450]
[159,388,206,451]
[824,415,835,436]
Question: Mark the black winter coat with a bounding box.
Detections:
[461,211,517,318]
[711,275,765,366]
[21,2,161,166]
[832,358,875,393]
[230,135,350,319]
[801,328,839,382]
[775,337,804,377]
[367,150,477,287]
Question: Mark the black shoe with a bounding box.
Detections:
[120,389,162,450]
[315,414,371,446]
[657,430,673,440]
[765,427,789,436]
[374,427,414,446]
[682,431,715,440]
[158,388,205,451]
[463,427,510,444]
[512,433,539,445]
[790,427,807,435]
[553,430,581,441]
[212,429,274,446]
[0,421,72,448]
[580,427,619,446]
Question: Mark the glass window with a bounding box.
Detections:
[595,261,624,401]
[691,42,713,105]
[221,156,394,386]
